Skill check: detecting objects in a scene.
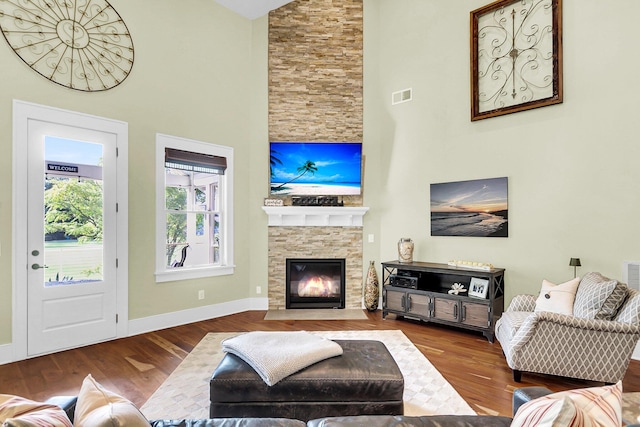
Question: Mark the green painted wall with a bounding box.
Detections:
[363,0,640,301]
[0,1,267,344]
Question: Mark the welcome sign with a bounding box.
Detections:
[47,164,79,173]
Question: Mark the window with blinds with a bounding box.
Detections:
[156,134,234,282]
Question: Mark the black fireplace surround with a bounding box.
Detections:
[286,258,346,309]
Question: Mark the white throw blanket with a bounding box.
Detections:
[221,331,344,386]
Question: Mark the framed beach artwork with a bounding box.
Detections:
[430,177,508,237]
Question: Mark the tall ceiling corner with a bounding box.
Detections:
[214,0,295,20]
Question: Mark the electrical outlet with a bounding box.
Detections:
[198,290,205,300]
[368,234,374,243]
[256,286,262,294]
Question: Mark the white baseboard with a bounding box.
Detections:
[249,296,269,311]
[0,297,270,366]
[0,343,13,365]
[128,297,268,337]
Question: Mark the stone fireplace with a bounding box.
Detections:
[263,207,368,310]
[266,2,365,310]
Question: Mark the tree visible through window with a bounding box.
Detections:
[43,136,104,285]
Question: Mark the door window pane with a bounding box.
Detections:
[44,137,104,285]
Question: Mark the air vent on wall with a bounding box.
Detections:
[623,261,640,290]
[392,88,412,105]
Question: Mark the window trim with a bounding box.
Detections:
[155,133,234,282]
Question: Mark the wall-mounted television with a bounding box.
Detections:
[269,142,362,196]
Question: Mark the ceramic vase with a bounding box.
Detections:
[364,260,380,311]
[398,238,414,263]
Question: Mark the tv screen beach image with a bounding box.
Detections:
[270,142,362,196]
[430,177,508,237]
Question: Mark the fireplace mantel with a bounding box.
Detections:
[262,206,369,227]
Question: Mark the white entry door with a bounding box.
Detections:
[13,101,128,359]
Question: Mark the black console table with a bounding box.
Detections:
[381,261,505,342]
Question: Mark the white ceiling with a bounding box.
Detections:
[214,0,295,20]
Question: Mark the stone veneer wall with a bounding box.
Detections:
[268,227,363,310]
[268,0,363,143]
[267,0,364,310]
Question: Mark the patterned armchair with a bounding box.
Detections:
[495,272,640,383]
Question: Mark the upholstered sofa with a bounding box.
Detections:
[2,377,631,427]
[40,389,537,427]
[495,272,640,383]
[37,383,633,427]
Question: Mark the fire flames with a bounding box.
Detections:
[297,275,339,297]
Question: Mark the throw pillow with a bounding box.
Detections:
[74,374,148,427]
[0,395,72,427]
[599,282,628,319]
[616,288,640,324]
[511,382,622,427]
[534,277,581,316]
[510,396,576,427]
[573,272,625,320]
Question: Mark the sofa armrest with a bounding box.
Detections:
[522,311,640,335]
[511,311,640,357]
[512,387,552,415]
[507,311,640,382]
[506,295,536,312]
[44,396,77,423]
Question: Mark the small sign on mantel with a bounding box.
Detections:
[264,198,284,207]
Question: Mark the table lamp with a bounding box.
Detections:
[569,258,581,278]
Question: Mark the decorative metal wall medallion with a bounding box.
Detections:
[0,0,134,91]
[470,0,562,121]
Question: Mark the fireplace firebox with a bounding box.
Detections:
[286,258,346,309]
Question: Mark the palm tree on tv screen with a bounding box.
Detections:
[274,160,318,190]
[270,149,282,178]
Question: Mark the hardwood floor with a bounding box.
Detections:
[1,309,639,417]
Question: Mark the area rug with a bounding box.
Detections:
[140,330,475,420]
[264,309,368,320]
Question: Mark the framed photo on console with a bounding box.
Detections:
[469,277,489,299]
[470,0,563,121]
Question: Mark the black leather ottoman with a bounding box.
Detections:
[210,340,404,421]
